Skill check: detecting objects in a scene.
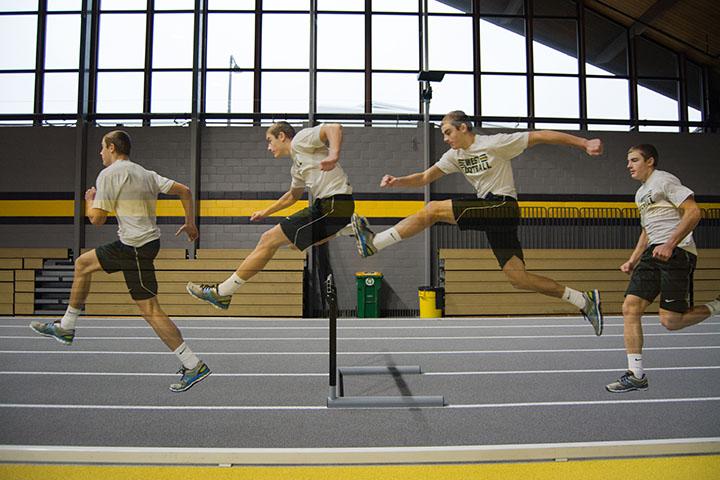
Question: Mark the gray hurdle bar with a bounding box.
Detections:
[325,274,445,408]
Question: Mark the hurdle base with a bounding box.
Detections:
[327,395,445,408]
[327,365,445,408]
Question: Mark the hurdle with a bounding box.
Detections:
[325,274,445,408]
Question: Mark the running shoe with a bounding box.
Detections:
[169,361,211,392]
[606,370,648,393]
[581,289,603,336]
[29,320,75,345]
[350,213,377,258]
[186,282,231,310]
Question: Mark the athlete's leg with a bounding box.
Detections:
[233,225,292,280]
[352,200,455,257]
[393,199,456,239]
[135,296,184,351]
[658,305,713,331]
[623,294,650,355]
[501,255,565,298]
[68,249,104,309]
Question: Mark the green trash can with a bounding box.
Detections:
[356,271,383,318]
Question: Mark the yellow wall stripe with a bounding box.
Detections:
[1,199,719,218]
[1,455,718,480]
[0,200,75,217]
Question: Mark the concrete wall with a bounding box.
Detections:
[1,124,718,314]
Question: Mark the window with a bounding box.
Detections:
[98,13,146,69]
[481,74,527,118]
[262,72,309,113]
[429,73,473,115]
[45,14,81,69]
[318,14,364,69]
[96,72,144,113]
[533,19,578,74]
[372,15,418,71]
[428,16,473,72]
[0,15,37,69]
[0,74,34,114]
[152,13,194,69]
[480,18,525,73]
[262,13,309,69]
[43,72,78,114]
[372,73,418,113]
[317,72,364,113]
[206,13,255,69]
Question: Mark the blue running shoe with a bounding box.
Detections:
[606,370,648,393]
[29,321,74,345]
[186,282,231,310]
[350,213,377,258]
[581,289,603,336]
[169,361,211,392]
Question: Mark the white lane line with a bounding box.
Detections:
[2,365,719,377]
[2,346,720,355]
[3,332,720,341]
[445,396,720,409]
[1,396,719,411]
[1,323,719,330]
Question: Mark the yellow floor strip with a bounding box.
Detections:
[2,455,718,480]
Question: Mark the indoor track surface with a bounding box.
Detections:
[1,314,719,478]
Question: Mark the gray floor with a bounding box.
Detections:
[1,315,719,449]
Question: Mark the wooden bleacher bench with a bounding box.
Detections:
[441,249,720,316]
[0,248,71,315]
[83,248,305,317]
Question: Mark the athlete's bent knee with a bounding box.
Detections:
[659,312,683,331]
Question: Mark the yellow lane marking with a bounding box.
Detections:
[1,455,719,480]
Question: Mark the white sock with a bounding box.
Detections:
[217,273,245,296]
[627,353,643,378]
[374,227,403,251]
[705,298,720,316]
[562,287,587,310]
[174,342,200,370]
[59,305,81,331]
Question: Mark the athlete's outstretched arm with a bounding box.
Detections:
[527,130,603,156]
[250,187,305,222]
[380,165,446,188]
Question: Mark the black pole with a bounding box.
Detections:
[326,273,337,394]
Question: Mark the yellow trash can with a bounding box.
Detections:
[418,286,444,318]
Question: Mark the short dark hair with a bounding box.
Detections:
[267,121,296,139]
[628,144,659,168]
[103,130,132,156]
[442,110,474,131]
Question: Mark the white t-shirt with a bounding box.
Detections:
[636,169,696,255]
[290,125,352,199]
[92,160,174,247]
[434,132,529,199]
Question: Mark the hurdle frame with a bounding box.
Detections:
[325,274,445,408]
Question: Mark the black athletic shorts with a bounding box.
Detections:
[280,194,355,251]
[95,239,160,301]
[452,194,524,268]
[625,245,697,313]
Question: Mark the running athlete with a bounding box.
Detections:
[186,122,354,309]
[30,130,209,393]
[606,144,720,392]
[351,110,606,334]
